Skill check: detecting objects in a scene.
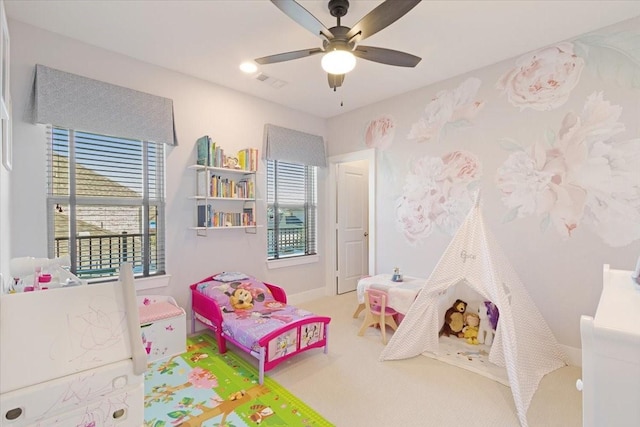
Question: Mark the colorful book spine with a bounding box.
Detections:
[250,148,258,171]
[197,204,212,227]
[208,139,216,167]
[196,136,210,165]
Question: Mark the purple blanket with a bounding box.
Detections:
[196,276,313,352]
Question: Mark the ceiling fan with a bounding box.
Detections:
[255,0,422,91]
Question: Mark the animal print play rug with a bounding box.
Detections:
[144,333,334,427]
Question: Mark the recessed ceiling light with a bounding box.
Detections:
[239,62,258,74]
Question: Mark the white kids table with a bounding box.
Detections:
[353,274,427,318]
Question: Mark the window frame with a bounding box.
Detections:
[46,126,166,281]
[266,159,318,261]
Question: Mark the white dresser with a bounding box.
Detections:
[579,264,640,427]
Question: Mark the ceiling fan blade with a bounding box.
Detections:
[271,0,334,40]
[354,45,421,67]
[328,73,345,90]
[346,0,421,44]
[255,48,323,65]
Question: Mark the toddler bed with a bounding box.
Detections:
[190,272,331,383]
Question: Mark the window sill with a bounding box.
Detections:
[266,255,319,269]
[135,274,172,291]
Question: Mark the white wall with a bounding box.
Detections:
[326,16,640,349]
[5,15,640,353]
[6,20,328,310]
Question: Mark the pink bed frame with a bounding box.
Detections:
[190,275,331,384]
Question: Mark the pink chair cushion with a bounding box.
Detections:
[139,301,183,324]
[370,305,398,315]
[367,289,398,315]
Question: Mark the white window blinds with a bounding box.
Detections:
[267,160,317,260]
[47,126,165,280]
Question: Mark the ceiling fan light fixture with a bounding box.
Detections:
[321,49,356,75]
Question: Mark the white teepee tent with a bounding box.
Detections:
[380,195,567,427]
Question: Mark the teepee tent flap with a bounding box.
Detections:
[380,195,567,427]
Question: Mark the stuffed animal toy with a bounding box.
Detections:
[222,281,266,312]
[463,312,480,345]
[439,299,467,337]
[485,300,499,330]
[477,300,499,345]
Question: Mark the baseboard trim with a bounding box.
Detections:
[286,287,328,306]
[560,344,581,367]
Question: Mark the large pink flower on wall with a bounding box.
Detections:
[497,42,585,111]
[364,115,396,150]
[497,92,640,247]
[396,150,482,244]
[408,78,485,143]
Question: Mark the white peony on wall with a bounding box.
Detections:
[327,16,640,349]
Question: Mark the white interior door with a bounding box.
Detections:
[336,162,369,294]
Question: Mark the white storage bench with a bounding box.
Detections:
[138,295,186,363]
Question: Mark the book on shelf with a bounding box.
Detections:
[209,140,217,167]
[196,136,211,166]
[236,148,259,172]
[195,136,258,171]
[250,148,258,172]
[243,207,255,226]
[238,150,247,171]
[197,204,213,227]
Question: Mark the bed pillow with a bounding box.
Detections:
[212,272,250,282]
[197,277,276,313]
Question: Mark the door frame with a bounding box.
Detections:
[325,149,376,296]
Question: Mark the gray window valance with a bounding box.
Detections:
[263,124,326,167]
[32,64,177,145]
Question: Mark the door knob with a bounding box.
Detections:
[364,232,369,237]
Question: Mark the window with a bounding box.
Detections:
[47,126,165,281]
[266,160,317,260]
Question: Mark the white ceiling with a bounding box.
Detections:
[6,0,640,118]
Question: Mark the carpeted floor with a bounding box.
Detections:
[271,292,583,427]
[144,333,334,427]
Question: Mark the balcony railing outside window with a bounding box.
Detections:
[54,232,158,278]
[267,227,306,259]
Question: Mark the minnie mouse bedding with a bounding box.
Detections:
[194,275,316,352]
[190,273,331,383]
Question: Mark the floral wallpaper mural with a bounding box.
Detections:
[496,42,585,111]
[390,27,639,248]
[407,77,485,143]
[364,115,396,150]
[573,31,640,88]
[332,17,640,352]
[396,150,482,244]
[496,92,640,247]
[495,29,640,248]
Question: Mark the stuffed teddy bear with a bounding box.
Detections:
[439,299,467,337]
[463,312,480,345]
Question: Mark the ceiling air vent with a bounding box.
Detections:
[254,73,287,89]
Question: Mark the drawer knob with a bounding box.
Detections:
[576,379,583,391]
